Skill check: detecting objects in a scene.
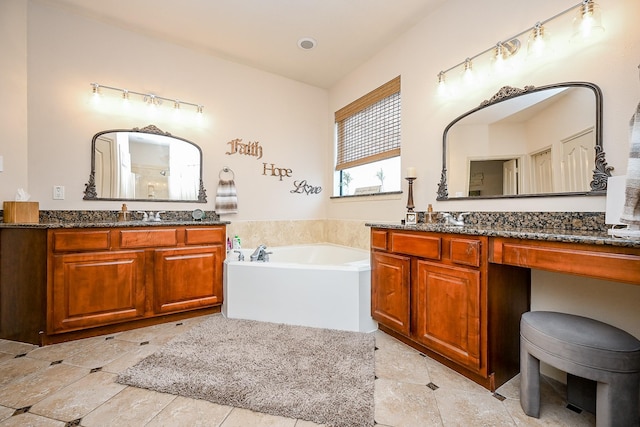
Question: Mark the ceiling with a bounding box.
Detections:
[41,0,447,88]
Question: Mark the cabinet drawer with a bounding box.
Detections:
[450,238,481,267]
[391,233,441,259]
[53,230,111,252]
[371,230,388,250]
[185,227,225,245]
[120,229,178,248]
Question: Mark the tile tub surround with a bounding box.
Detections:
[0,315,596,426]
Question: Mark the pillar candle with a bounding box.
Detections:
[406,167,417,178]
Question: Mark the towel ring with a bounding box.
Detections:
[219,167,235,180]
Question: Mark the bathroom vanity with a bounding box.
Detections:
[0,221,226,345]
[369,224,640,391]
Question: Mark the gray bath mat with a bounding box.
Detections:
[117,315,375,427]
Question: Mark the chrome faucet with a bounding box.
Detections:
[234,250,245,261]
[153,211,165,222]
[137,211,149,221]
[441,212,470,226]
[250,244,271,262]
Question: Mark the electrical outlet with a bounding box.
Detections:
[53,185,65,200]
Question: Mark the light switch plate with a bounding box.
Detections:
[0,156,3,172]
[53,185,65,200]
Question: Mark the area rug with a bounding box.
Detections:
[117,315,375,427]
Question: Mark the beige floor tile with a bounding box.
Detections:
[425,358,489,394]
[0,412,65,426]
[220,407,297,427]
[145,395,233,427]
[29,371,126,422]
[0,363,88,409]
[502,395,596,426]
[0,357,50,388]
[26,335,110,363]
[375,348,431,385]
[0,405,14,422]
[0,340,38,355]
[80,386,175,427]
[374,378,442,427]
[434,387,516,426]
[62,338,139,369]
[102,342,161,374]
[374,331,416,354]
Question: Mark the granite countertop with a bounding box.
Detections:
[365,222,640,249]
[0,219,229,229]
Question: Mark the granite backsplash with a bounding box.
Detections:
[0,209,219,224]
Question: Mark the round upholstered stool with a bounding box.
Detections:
[520,311,640,427]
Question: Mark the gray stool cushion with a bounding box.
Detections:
[520,311,640,427]
[521,311,640,373]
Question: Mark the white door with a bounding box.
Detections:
[502,159,518,195]
[562,129,594,192]
[94,136,115,197]
[531,149,553,193]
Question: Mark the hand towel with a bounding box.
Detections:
[215,179,238,214]
[620,101,640,226]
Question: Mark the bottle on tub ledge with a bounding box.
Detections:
[232,235,242,250]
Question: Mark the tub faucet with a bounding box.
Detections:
[234,250,244,261]
[250,244,271,262]
[441,212,470,226]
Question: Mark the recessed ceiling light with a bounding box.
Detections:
[297,37,317,50]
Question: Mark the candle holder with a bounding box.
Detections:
[405,177,416,212]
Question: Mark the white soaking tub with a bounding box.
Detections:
[222,243,377,332]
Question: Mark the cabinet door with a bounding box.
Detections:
[50,251,146,333]
[413,260,482,372]
[154,245,223,314]
[371,251,411,335]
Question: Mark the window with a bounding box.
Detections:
[334,76,401,196]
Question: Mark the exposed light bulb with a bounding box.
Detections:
[527,22,551,58]
[462,58,475,86]
[573,0,604,40]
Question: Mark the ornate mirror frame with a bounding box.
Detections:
[436,82,613,200]
[84,124,207,203]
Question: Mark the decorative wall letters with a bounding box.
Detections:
[291,180,322,195]
[225,138,263,159]
[263,163,293,181]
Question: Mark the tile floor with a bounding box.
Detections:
[0,314,596,426]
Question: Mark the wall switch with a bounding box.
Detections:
[53,185,65,200]
[0,156,3,172]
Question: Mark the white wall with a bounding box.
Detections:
[0,0,28,197]
[6,0,329,222]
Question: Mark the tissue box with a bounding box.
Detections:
[3,201,39,224]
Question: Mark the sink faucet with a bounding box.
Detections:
[441,212,470,226]
[153,211,165,222]
[249,244,272,262]
[137,211,149,222]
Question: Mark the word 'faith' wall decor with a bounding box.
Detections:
[226,138,263,159]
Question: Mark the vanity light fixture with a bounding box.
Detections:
[527,22,551,58]
[89,83,204,115]
[436,0,604,94]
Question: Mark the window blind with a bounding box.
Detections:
[335,76,401,171]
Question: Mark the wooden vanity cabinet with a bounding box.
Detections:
[0,225,225,345]
[371,228,530,390]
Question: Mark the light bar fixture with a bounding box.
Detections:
[436,0,604,95]
[90,83,204,114]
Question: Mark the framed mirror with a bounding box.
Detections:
[84,124,207,202]
[437,82,612,200]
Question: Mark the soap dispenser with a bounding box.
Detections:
[118,203,130,222]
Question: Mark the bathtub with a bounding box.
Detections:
[222,243,377,333]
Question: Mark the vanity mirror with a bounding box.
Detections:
[84,125,207,202]
[437,82,612,200]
